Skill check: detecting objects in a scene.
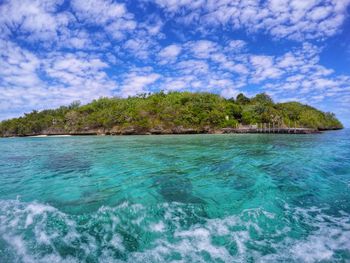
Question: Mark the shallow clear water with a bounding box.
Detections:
[0,131,350,262]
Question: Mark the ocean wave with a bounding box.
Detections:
[0,199,349,263]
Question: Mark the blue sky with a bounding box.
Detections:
[1,0,350,126]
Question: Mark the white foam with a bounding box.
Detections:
[4,235,33,263]
[0,199,349,262]
[24,202,57,227]
[150,222,166,232]
[288,215,350,262]
[112,234,125,251]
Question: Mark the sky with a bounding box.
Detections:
[0,0,350,126]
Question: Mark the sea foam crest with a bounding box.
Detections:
[0,200,349,262]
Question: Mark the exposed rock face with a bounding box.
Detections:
[115,126,150,135]
[171,126,199,134]
[41,128,66,135]
[149,126,171,135]
[120,127,140,135]
[1,125,321,137]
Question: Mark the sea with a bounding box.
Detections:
[0,130,349,262]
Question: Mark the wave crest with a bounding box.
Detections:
[0,200,349,262]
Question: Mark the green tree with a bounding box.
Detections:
[236,93,250,105]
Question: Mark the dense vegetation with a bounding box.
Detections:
[0,92,343,136]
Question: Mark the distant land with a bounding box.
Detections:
[0,92,343,137]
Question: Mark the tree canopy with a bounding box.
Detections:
[0,92,343,137]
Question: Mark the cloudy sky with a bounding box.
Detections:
[1,0,350,126]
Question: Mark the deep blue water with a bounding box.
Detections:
[0,131,350,262]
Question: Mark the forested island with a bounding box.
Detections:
[0,92,343,137]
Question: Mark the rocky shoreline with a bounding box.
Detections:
[1,125,331,137]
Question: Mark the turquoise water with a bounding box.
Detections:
[0,131,350,262]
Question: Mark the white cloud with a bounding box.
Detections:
[71,0,126,24]
[154,0,350,41]
[175,59,209,75]
[308,6,332,21]
[0,40,41,88]
[186,40,218,59]
[221,88,240,99]
[106,19,137,40]
[71,0,137,40]
[154,0,204,13]
[123,38,157,60]
[119,70,161,97]
[159,44,182,59]
[0,40,118,117]
[158,44,182,64]
[0,0,138,46]
[249,55,283,82]
[260,44,350,106]
[160,77,189,91]
[0,0,71,41]
[153,40,350,112]
[139,19,164,36]
[277,53,302,68]
[225,40,247,52]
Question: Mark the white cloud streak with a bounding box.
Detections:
[154,0,350,41]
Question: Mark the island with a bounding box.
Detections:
[0,92,343,137]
